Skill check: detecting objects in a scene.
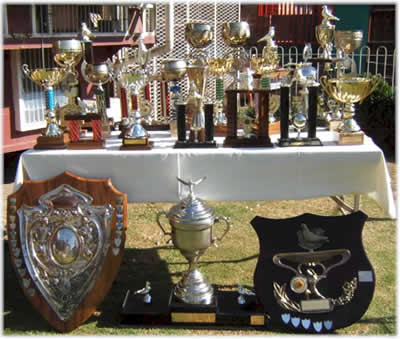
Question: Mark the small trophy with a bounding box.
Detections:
[22,65,68,149]
[334,30,364,77]
[320,74,381,145]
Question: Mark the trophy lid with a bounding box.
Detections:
[169,177,215,226]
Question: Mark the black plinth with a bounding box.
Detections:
[174,141,217,149]
[142,123,170,131]
[120,288,267,328]
[278,137,322,147]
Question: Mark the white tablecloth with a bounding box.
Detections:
[14,130,396,218]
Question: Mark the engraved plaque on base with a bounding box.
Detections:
[251,211,375,333]
[338,131,364,145]
[6,171,127,332]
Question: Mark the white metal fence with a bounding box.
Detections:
[277,45,396,88]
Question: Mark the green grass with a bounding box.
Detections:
[3,194,396,335]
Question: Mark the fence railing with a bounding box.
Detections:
[276,45,396,88]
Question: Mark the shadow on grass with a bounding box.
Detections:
[3,245,173,333]
[3,243,395,334]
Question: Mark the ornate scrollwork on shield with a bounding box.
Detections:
[18,184,113,321]
[7,171,127,332]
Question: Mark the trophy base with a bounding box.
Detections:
[268,121,281,135]
[223,136,273,148]
[338,131,364,145]
[214,125,227,137]
[277,137,323,147]
[142,123,170,131]
[67,139,105,150]
[174,141,217,149]
[119,288,267,328]
[34,134,67,150]
[120,138,153,150]
[329,120,343,132]
[169,290,217,324]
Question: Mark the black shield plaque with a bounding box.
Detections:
[251,211,375,333]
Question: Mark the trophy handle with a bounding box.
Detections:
[360,73,382,104]
[156,211,172,237]
[80,60,91,84]
[212,216,232,246]
[22,64,31,79]
[319,75,331,96]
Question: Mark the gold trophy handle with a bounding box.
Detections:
[156,211,172,237]
[212,216,232,246]
[21,64,31,79]
[360,73,382,104]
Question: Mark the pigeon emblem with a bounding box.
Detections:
[297,223,329,251]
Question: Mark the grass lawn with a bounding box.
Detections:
[3,191,396,335]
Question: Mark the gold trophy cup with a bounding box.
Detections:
[207,56,234,128]
[320,74,381,144]
[334,30,363,76]
[22,64,68,149]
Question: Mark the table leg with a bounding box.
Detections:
[330,194,362,215]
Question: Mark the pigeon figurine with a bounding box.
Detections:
[237,283,256,305]
[321,5,340,27]
[81,22,95,42]
[257,26,277,49]
[297,223,329,251]
[134,281,152,304]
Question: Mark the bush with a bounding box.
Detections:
[355,75,395,158]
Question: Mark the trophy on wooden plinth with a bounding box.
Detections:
[22,65,68,149]
[78,61,112,149]
[320,74,380,145]
[53,39,84,131]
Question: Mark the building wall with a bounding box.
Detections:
[2,51,39,153]
[335,5,370,47]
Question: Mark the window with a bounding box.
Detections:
[11,48,67,132]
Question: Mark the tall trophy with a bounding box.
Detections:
[320,74,381,145]
[156,177,231,309]
[207,56,234,133]
[183,22,216,147]
[158,59,187,138]
[22,65,67,149]
[315,5,339,60]
[52,39,84,132]
[80,61,112,148]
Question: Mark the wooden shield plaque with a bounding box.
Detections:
[6,171,127,332]
[251,211,375,333]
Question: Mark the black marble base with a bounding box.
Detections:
[120,289,267,328]
[174,141,217,149]
[277,137,323,147]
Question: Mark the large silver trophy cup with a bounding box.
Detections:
[156,177,231,304]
